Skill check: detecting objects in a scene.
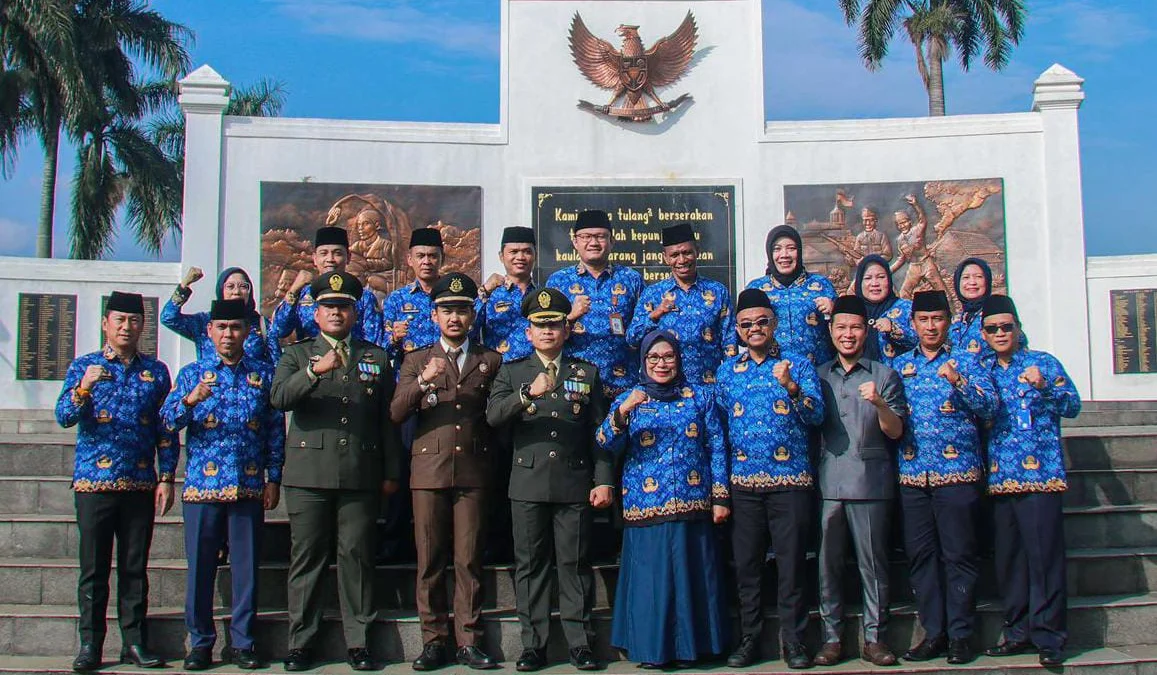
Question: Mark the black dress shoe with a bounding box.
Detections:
[348,647,375,671]
[783,642,812,669]
[284,648,314,672]
[570,646,602,671]
[903,636,947,662]
[458,645,499,670]
[233,647,262,669]
[984,640,1035,657]
[72,644,102,673]
[413,641,448,671]
[515,648,548,672]
[183,647,213,671]
[1039,647,1065,666]
[946,638,974,664]
[121,644,165,668]
[727,634,760,668]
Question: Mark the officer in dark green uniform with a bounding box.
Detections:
[486,288,613,672]
[270,272,402,672]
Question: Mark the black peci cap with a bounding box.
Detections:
[912,290,950,314]
[831,295,867,319]
[572,209,611,233]
[982,294,1019,321]
[106,291,145,315]
[314,226,349,248]
[501,226,536,246]
[409,227,444,249]
[660,223,695,247]
[209,299,249,321]
[735,288,773,313]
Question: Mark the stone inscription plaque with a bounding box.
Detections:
[17,293,77,381]
[1111,289,1157,375]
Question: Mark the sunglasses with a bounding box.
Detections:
[982,322,1017,335]
[738,317,772,330]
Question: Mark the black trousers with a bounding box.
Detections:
[731,489,812,643]
[900,483,980,641]
[75,490,155,647]
[992,492,1067,651]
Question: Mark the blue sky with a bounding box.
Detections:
[1,0,1153,260]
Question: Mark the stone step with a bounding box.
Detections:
[1081,401,1157,413]
[1067,468,1157,507]
[1065,410,1157,428]
[1064,504,1157,549]
[3,593,1156,660]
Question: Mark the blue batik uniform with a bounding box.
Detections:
[895,347,998,488]
[161,289,281,364]
[269,285,382,345]
[746,272,837,365]
[627,276,737,385]
[874,298,917,367]
[547,264,644,395]
[477,281,536,362]
[55,347,180,490]
[381,281,445,365]
[714,349,824,491]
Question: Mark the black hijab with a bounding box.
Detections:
[639,329,685,402]
[953,257,993,316]
[854,255,898,361]
[765,225,805,287]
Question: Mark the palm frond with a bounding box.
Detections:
[860,0,905,69]
[225,79,287,117]
[69,132,123,259]
[106,120,182,254]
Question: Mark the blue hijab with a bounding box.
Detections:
[639,329,685,402]
[953,258,992,315]
[854,255,897,361]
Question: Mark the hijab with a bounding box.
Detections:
[953,257,993,316]
[765,225,805,287]
[216,267,257,314]
[853,255,898,361]
[639,329,685,402]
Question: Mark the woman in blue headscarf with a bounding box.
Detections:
[950,258,1026,355]
[853,255,916,367]
[161,266,280,363]
[596,330,730,668]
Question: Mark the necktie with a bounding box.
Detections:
[447,347,462,380]
[546,361,558,385]
[335,341,349,367]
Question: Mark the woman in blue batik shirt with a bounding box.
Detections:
[596,330,730,669]
[162,266,281,364]
[854,255,916,367]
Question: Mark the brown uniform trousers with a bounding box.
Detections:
[390,341,502,647]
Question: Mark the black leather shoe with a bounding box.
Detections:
[1039,648,1065,666]
[233,647,262,669]
[458,645,499,670]
[183,647,213,671]
[984,640,1035,657]
[946,638,974,664]
[284,648,313,672]
[516,648,548,672]
[570,646,601,671]
[903,636,947,662]
[783,642,812,669]
[72,644,102,672]
[413,641,448,671]
[121,644,164,668]
[727,634,760,668]
[348,647,374,671]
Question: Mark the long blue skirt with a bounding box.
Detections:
[611,519,730,664]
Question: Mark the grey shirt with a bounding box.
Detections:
[817,356,907,500]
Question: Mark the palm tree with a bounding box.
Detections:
[837,0,1026,116]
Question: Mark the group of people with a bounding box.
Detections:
[56,209,1079,674]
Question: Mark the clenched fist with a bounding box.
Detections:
[390,320,410,345]
[181,266,204,288]
[569,294,591,320]
[289,269,314,296]
[773,360,794,388]
[311,348,343,376]
[937,359,961,386]
[814,297,834,315]
[618,388,649,418]
[651,293,677,321]
[184,381,214,407]
[859,381,882,405]
[421,357,448,383]
[1022,365,1045,390]
[80,365,108,391]
[482,273,505,295]
[527,371,555,398]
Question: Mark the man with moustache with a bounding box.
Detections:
[814,295,907,667]
[271,272,402,672]
[891,290,998,665]
[390,273,502,671]
[270,226,383,343]
[627,222,737,386]
[55,291,179,672]
[160,299,285,670]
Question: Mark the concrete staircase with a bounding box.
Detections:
[2,402,1157,674]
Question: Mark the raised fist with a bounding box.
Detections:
[773,360,794,388]
[569,294,592,320]
[80,365,108,391]
[814,297,834,316]
[312,348,343,376]
[421,357,448,383]
[618,388,649,418]
[181,266,204,288]
[1022,365,1045,390]
[184,381,214,407]
[937,359,961,385]
[289,269,314,295]
[527,371,555,398]
[859,381,881,405]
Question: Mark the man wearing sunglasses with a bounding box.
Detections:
[714,289,824,669]
[979,295,1080,667]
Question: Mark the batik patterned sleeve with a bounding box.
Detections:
[719,285,738,358]
[625,284,661,348]
[791,356,826,426]
[262,366,286,483]
[596,390,633,455]
[269,291,302,340]
[1038,353,1082,418]
[953,355,1000,421]
[160,288,201,341]
[160,365,197,433]
[703,390,729,505]
[55,359,90,427]
[153,363,180,480]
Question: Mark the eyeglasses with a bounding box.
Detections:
[645,353,677,365]
[737,317,772,330]
[982,322,1017,335]
[574,233,610,243]
[223,282,252,292]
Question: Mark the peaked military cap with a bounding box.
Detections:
[311,271,362,306]
[522,288,570,324]
[430,273,477,306]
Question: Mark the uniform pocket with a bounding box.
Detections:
[514,449,535,468]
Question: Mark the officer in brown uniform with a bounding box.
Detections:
[390,273,503,671]
[270,272,403,672]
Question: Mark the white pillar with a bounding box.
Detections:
[177,65,229,366]
[1032,64,1092,399]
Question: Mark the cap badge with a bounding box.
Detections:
[538,291,551,309]
[329,274,343,291]
[449,277,464,293]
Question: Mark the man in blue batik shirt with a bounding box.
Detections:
[55,291,179,673]
[978,294,1080,667]
[715,289,824,670]
[547,209,644,398]
[891,291,998,666]
[627,222,737,386]
[161,299,286,671]
[381,227,447,368]
[477,226,538,363]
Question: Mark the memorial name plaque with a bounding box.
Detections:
[99,296,160,358]
[1111,289,1157,375]
[16,293,77,381]
[532,185,737,296]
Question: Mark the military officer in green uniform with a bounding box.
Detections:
[271,272,402,672]
[486,288,613,672]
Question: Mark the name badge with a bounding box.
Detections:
[610,312,625,336]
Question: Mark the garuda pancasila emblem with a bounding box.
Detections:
[569,11,698,122]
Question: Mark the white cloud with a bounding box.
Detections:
[1034,1,1152,55]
